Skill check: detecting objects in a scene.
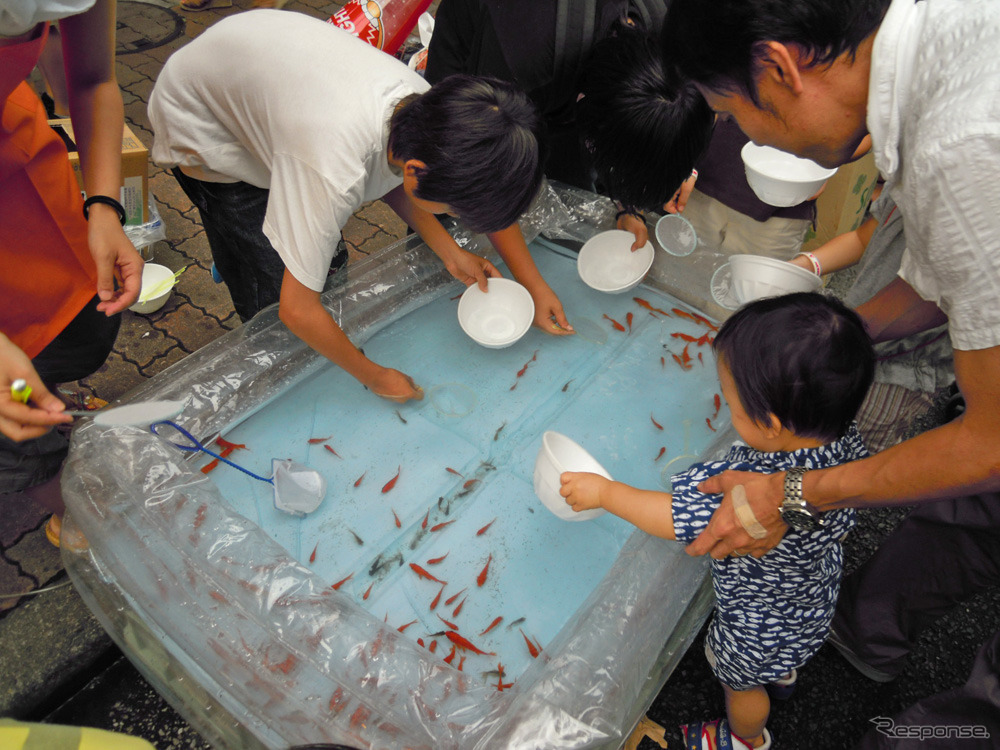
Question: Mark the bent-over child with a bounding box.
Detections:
[560,292,876,749]
[149,10,571,405]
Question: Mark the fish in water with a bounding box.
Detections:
[382,466,401,493]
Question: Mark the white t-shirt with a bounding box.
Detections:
[868,0,1000,351]
[0,0,94,37]
[149,10,429,292]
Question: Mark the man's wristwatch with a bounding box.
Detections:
[780,467,824,531]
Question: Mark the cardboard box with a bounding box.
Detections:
[801,150,880,253]
[49,118,149,225]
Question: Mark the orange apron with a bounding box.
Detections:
[0,23,98,358]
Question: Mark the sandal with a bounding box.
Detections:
[680,718,772,750]
[45,514,61,548]
[766,668,797,701]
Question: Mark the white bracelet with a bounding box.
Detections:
[795,251,822,277]
[690,169,699,180]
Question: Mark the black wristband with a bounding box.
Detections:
[82,194,127,225]
[614,206,644,223]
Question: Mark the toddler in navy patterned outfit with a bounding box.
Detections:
[561,292,875,750]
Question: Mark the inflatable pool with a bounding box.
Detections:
[61,187,733,749]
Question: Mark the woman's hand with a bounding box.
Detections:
[0,335,72,441]
[617,212,649,251]
[368,367,424,404]
[663,171,698,214]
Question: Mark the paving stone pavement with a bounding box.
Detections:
[3,2,1000,748]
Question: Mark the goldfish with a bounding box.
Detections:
[309,543,318,563]
[215,436,246,451]
[323,444,342,458]
[427,552,449,565]
[651,414,664,430]
[437,613,459,630]
[520,628,541,658]
[633,297,671,316]
[445,630,496,655]
[706,417,717,432]
[430,520,455,532]
[445,587,467,606]
[397,619,418,633]
[446,467,464,477]
[395,409,407,424]
[392,509,401,528]
[362,582,374,600]
[477,554,492,587]
[713,393,721,418]
[671,332,698,342]
[331,572,353,590]
[602,313,625,332]
[443,644,457,664]
[381,465,401,493]
[452,596,467,617]
[353,471,366,488]
[655,447,666,462]
[308,436,331,444]
[430,584,444,610]
[493,421,506,441]
[410,563,446,584]
[347,528,364,546]
[480,616,503,635]
[626,312,633,332]
[476,518,496,536]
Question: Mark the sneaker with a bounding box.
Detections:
[826,628,896,683]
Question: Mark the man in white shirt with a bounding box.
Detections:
[659,0,1000,746]
[150,10,572,404]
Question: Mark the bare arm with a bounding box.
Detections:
[856,276,948,343]
[560,471,677,539]
[383,185,497,290]
[278,270,422,402]
[59,0,143,314]
[788,216,877,276]
[486,224,572,334]
[689,344,1000,559]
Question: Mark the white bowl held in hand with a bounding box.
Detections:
[129,263,177,314]
[457,277,535,348]
[533,431,611,522]
[741,142,837,207]
[577,229,655,293]
[729,254,823,304]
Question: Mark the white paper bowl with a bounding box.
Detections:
[741,142,838,207]
[129,263,176,314]
[533,431,611,522]
[729,254,823,304]
[457,277,535,348]
[577,229,655,293]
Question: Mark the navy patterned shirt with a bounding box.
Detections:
[671,424,868,689]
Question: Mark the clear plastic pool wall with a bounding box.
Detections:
[61,184,734,749]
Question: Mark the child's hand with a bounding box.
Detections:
[559,471,608,512]
[616,213,649,252]
[446,249,500,292]
[369,368,424,403]
[528,284,574,335]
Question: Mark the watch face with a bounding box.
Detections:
[781,506,821,531]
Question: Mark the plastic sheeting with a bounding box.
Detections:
[61,183,734,749]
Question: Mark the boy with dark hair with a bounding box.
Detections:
[150,10,571,404]
[561,292,875,750]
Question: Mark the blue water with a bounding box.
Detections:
[203,242,727,680]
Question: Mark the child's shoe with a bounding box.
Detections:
[680,718,772,749]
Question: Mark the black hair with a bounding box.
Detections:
[712,292,875,442]
[577,27,714,210]
[661,0,891,106]
[388,74,545,233]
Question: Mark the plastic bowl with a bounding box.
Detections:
[457,277,535,348]
[129,263,176,314]
[577,229,655,293]
[741,143,838,207]
[729,254,823,304]
[533,431,611,522]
